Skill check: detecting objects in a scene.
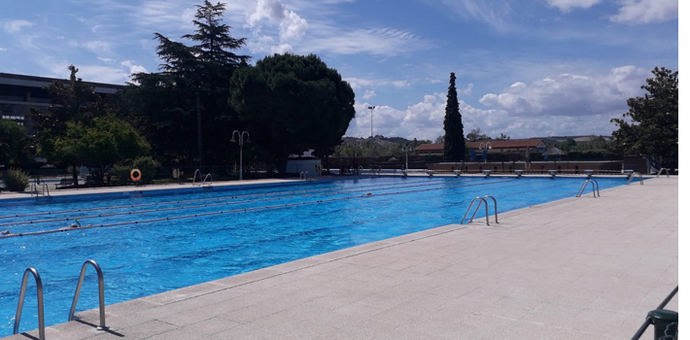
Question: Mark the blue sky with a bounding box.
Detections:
[0,0,678,140]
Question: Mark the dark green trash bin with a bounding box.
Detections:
[647,309,677,340]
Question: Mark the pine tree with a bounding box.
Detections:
[127,1,249,166]
[443,72,465,161]
[611,67,678,169]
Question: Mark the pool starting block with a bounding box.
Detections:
[453,170,462,177]
[548,170,557,178]
[482,170,491,178]
[514,170,523,178]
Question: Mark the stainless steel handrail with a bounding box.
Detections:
[461,197,486,225]
[483,195,499,224]
[626,172,644,185]
[192,169,201,186]
[68,259,107,330]
[460,195,499,226]
[13,267,45,340]
[631,286,678,340]
[576,179,600,197]
[656,168,670,177]
[201,173,213,186]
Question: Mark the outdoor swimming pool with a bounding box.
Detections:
[0,175,632,335]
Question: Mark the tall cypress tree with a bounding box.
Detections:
[443,72,465,161]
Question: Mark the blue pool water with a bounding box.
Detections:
[0,176,631,335]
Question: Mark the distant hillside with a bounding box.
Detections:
[334,136,432,158]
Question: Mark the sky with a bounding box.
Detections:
[0,0,678,140]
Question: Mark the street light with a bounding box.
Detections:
[402,145,413,170]
[231,130,250,181]
[367,105,375,138]
[479,141,492,164]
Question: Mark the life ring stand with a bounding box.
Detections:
[130,168,142,182]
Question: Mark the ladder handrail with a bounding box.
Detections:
[461,197,486,225]
[460,195,499,226]
[13,267,45,340]
[192,169,201,186]
[576,179,600,197]
[626,171,645,185]
[201,173,212,186]
[656,168,670,177]
[483,195,499,224]
[68,259,107,330]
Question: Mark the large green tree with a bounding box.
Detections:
[443,72,465,161]
[0,120,31,166]
[31,65,101,160]
[54,116,150,185]
[123,0,249,167]
[611,67,678,169]
[230,54,355,171]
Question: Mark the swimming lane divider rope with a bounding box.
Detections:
[0,178,516,239]
[1,178,479,228]
[0,178,437,220]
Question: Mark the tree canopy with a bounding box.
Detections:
[54,116,150,185]
[611,67,678,168]
[230,53,355,171]
[124,0,249,166]
[0,120,30,166]
[443,72,465,161]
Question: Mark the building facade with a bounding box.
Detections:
[0,72,124,134]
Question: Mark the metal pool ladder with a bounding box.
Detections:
[460,195,499,226]
[30,183,50,197]
[192,169,213,186]
[576,178,600,198]
[13,267,45,340]
[69,259,108,330]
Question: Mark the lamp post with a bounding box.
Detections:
[402,145,413,170]
[367,105,375,138]
[479,141,492,164]
[231,130,250,181]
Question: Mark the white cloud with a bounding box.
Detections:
[546,0,600,12]
[345,77,411,90]
[437,0,512,31]
[306,27,426,56]
[82,40,112,54]
[479,66,648,117]
[121,60,147,75]
[345,65,651,140]
[3,19,34,33]
[247,0,308,51]
[362,89,376,100]
[460,83,474,96]
[75,65,129,84]
[0,47,6,52]
[610,0,677,24]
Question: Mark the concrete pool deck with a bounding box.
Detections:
[4,177,677,339]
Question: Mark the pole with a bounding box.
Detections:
[405,150,409,170]
[239,144,243,181]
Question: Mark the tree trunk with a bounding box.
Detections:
[72,164,79,187]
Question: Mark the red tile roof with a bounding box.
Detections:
[466,138,543,149]
[415,139,544,152]
[415,143,443,152]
